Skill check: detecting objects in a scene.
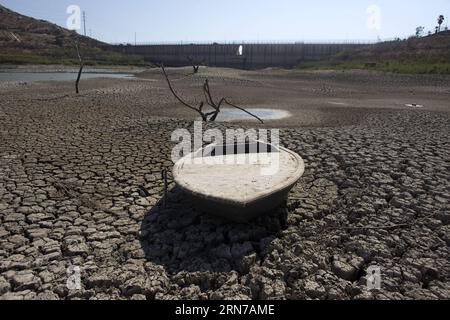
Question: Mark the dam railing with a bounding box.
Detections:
[112,42,368,69]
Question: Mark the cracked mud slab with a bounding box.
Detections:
[0,68,449,300]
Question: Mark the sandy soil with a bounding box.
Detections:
[0,67,449,300]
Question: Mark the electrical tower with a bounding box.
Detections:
[83,11,86,36]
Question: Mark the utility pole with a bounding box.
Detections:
[83,11,86,36]
[135,32,137,46]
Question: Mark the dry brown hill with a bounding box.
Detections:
[0,4,144,65]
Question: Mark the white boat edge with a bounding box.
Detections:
[172,141,305,210]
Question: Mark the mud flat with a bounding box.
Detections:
[0,67,449,300]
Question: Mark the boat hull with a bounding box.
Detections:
[178,182,293,222]
[173,141,304,222]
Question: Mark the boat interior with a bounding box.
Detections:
[198,140,280,158]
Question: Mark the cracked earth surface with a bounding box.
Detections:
[0,68,449,300]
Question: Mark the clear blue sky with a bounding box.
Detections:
[1,0,449,43]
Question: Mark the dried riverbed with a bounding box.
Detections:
[0,67,449,300]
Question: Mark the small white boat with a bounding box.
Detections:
[173,141,305,222]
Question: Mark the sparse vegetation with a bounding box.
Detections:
[0,49,147,66]
[297,59,450,74]
[415,26,424,38]
[298,31,450,74]
[438,15,445,32]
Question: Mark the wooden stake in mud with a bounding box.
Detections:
[161,169,168,208]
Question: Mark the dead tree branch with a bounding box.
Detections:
[223,99,264,123]
[74,41,84,94]
[160,65,263,124]
[187,56,204,74]
[160,64,208,121]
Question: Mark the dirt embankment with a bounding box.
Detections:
[343,31,450,61]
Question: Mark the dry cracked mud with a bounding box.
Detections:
[0,67,449,300]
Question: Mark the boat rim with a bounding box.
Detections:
[173,141,305,206]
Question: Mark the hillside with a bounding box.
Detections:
[342,31,450,60]
[0,5,145,66]
[299,31,450,74]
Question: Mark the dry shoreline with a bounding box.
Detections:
[0,67,449,300]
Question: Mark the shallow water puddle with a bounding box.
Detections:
[216,108,291,122]
[405,103,424,108]
[328,101,349,106]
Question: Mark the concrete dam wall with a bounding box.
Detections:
[114,43,365,69]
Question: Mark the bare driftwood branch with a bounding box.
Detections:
[187,56,204,74]
[160,64,208,121]
[160,65,264,124]
[74,41,84,94]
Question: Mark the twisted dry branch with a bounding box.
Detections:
[187,56,205,74]
[160,65,264,124]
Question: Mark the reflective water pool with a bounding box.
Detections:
[0,72,134,82]
[216,108,291,122]
[405,103,424,108]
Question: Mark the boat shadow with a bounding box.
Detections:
[139,186,288,274]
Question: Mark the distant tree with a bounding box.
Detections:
[438,15,445,32]
[187,56,205,74]
[415,26,425,37]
